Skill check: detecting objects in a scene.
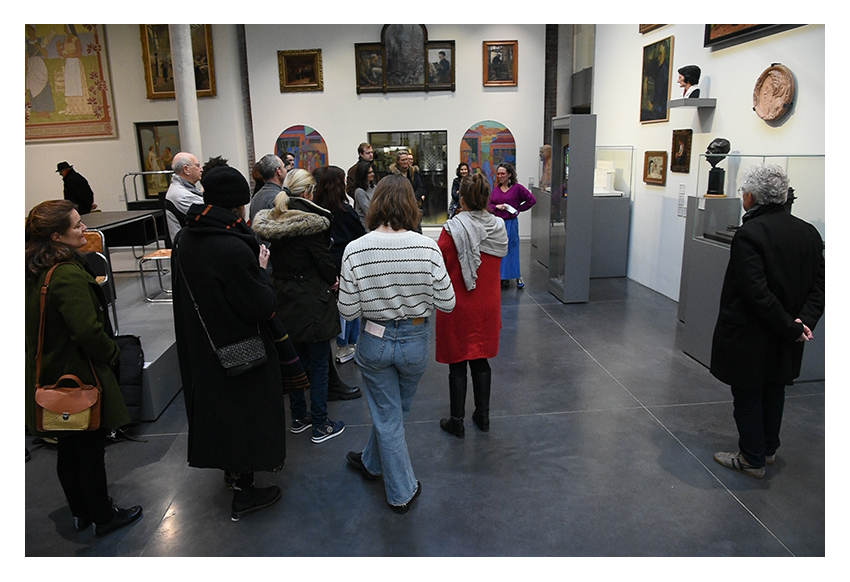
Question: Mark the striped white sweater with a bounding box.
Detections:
[339,230,456,321]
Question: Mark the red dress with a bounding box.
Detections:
[435,229,502,364]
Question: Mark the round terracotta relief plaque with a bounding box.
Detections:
[753,64,795,121]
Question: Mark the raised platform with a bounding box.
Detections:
[108,246,180,421]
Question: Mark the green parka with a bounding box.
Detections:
[25,261,130,436]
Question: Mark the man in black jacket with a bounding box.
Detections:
[711,164,825,479]
[56,161,96,214]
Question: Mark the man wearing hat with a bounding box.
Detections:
[678,65,701,98]
[56,161,96,214]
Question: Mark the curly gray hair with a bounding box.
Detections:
[741,163,789,205]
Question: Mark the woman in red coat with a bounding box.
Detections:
[436,173,508,437]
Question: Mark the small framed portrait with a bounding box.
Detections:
[643,150,668,186]
[427,41,455,91]
[140,24,216,100]
[483,41,518,87]
[355,43,385,94]
[670,129,693,173]
[278,49,323,93]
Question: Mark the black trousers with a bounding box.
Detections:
[448,358,490,377]
[56,429,114,524]
[731,382,785,467]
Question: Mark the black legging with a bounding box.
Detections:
[449,358,490,377]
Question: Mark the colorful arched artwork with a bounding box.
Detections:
[461,120,516,192]
[274,125,328,171]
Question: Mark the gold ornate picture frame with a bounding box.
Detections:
[278,49,323,93]
[140,24,216,100]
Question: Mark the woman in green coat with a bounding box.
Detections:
[25,200,142,537]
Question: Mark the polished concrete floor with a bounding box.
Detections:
[24,241,825,558]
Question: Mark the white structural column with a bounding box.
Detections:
[169,24,203,159]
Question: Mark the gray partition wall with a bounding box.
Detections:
[547,114,597,303]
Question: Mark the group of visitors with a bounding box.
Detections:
[27,143,821,531]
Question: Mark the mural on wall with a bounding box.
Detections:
[25,24,116,141]
[640,35,674,124]
[461,121,517,192]
[274,126,328,172]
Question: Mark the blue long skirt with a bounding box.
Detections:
[500,217,521,279]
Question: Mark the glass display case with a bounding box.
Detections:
[547,114,597,303]
[692,153,825,243]
[594,146,635,199]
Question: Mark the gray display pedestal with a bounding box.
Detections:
[547,114,597,303]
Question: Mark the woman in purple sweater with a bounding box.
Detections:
[488,163,536,288]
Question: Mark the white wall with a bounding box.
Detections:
[245,24,546,235]
[593,24,825,301]
[24,24,249,214]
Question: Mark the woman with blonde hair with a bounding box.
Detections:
[339,174,455,513]
[253,169,346,443]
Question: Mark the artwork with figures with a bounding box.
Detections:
[640,36,673,123]
[140,24,215,99]
[25,24,116,141]
[461,120,517,192]
[135,121,180,199]
[383,24,426,91]
[643,150,668,185]
[355,43,384,93]
[274,125,329,172]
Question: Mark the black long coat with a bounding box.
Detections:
[251,196,341,345]
[172,204,286,473]
[62,168,95,214]
[710,204,825,388]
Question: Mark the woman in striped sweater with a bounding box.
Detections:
[338,174,456,514]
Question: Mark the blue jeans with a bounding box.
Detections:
[290,341,330,425]
[337,315,360,347]
[356,317,430,506]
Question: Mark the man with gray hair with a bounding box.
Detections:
[248,154,288,224]
[164,151,203,243]
[711,163,824,479]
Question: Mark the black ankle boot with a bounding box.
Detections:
[94,504,142,537]
[440,374,467,438]
[231,473,282,521]
[471,369,491,432]
[327,355,361,400]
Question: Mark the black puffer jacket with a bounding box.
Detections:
[252,196,341,344]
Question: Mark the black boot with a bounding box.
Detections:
[471,369,491,432]
[327,354,361,400]
[440,374,467,438]
[230,473,282,522]
[94,503,142,537]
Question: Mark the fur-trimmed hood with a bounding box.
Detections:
[251,197,331,240]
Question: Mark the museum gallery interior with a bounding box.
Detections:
[23,24,829,561]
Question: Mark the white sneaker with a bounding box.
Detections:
[336,345,356,363]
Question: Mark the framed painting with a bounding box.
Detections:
[135,121,180,199]
[643,151,667,186]
[703,25,799,49]
[427,41,455,91]
[140,24,216,99]
[355,43,385,94]
[483,41,518,87]
[25,24,117,141]
[639,25,666,34]
[278,49,323,92]
[640,35,673,123]
[382,24,427,92]
[671,129,693,173]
